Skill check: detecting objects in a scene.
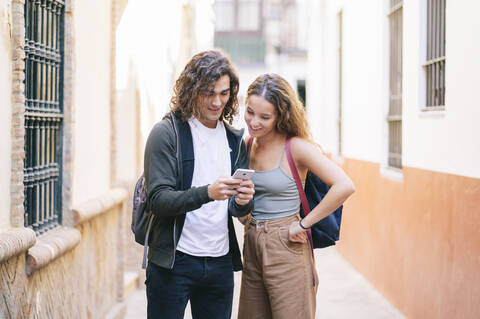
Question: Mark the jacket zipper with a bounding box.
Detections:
[233,135,242,168]
[170,111,180,269]
[170,217,177,269]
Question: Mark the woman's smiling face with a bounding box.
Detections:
[245,94,277,138]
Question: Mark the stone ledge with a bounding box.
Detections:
[0,228,37,263]
[26,227,81,276]
[72,188,128,226]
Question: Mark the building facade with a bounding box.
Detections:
[0,0,131,317]
[307,0,480,318]
[1,0,218,317]
[213,0,310,130]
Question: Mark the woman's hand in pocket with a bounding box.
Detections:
[288,221,307,243]
[238,215,249,225]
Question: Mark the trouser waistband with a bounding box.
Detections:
[249,213,300,230]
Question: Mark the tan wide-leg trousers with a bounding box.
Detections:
[238,214,318,319]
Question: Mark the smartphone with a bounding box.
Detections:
[232,168,255,180]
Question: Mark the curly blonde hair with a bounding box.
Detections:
[247,73,312,140]
[170,50,239,124]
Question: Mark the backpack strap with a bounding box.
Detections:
[285,138,310,215]
[285,137,317,286]
[142,215,154,269]
[247,136,254,152]
[285,138,315,257]
[141,111,182,269]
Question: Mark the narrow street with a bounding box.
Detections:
[125,222,405,319]
[2,0,479,317]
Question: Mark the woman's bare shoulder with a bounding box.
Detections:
[289,136,316,152]
[289,136,324,164]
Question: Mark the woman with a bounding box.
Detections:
[238,74,355,319]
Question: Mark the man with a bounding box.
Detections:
[143,50,254,319]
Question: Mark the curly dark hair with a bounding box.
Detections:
[170,50,239,124]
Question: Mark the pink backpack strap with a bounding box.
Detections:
[285,137,315,263]
[285,138,310,215]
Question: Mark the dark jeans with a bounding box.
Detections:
[146,250,234,319]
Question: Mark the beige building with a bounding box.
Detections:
[0,0,132,317]
[307,1,480,318]
[0,0,218,317]
[213,0,310,106]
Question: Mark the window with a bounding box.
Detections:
[387,0,402,169]
[23,0,65,234]
[214,0,261,32]
[214,0,264,64]
[214,0,235,32]
[238,0,260,31]
[425,0,446,108]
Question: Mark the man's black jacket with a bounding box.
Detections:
[144,112,252,271]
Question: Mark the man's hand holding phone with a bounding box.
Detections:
[207,177,241,201]
[232,169,255,206]
[207,169,255,204]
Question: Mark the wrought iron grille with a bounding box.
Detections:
[23,0,65,234]
[425,0,446,107]
[388,1,403,169]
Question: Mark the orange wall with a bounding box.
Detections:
[338,158,480,319]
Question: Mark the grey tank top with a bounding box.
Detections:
[250,147,304,220]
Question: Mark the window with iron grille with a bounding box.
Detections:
[387,0,402,169]
[214,0,265,64]
[23,0,65,235]
[425,0,446,108]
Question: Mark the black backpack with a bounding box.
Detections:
[131,111,179,269]
[284,138,343,249]
[131,173,154,269]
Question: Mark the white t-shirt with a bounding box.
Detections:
[176,117,231,257]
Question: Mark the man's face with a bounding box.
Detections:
[196,75,231,128]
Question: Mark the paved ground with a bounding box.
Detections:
[125,221,405,319]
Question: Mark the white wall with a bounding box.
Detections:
[341,2,386,164]
[308,0,480,179]
[117,0,183,141]
[307,0,386,163]
[193,0,216,53]
[306,0,327,147]
[403,0,480,178]
[115,61,138,183]
[72,0,112,206]
[0,0,12,230]
[117,0,215,142]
